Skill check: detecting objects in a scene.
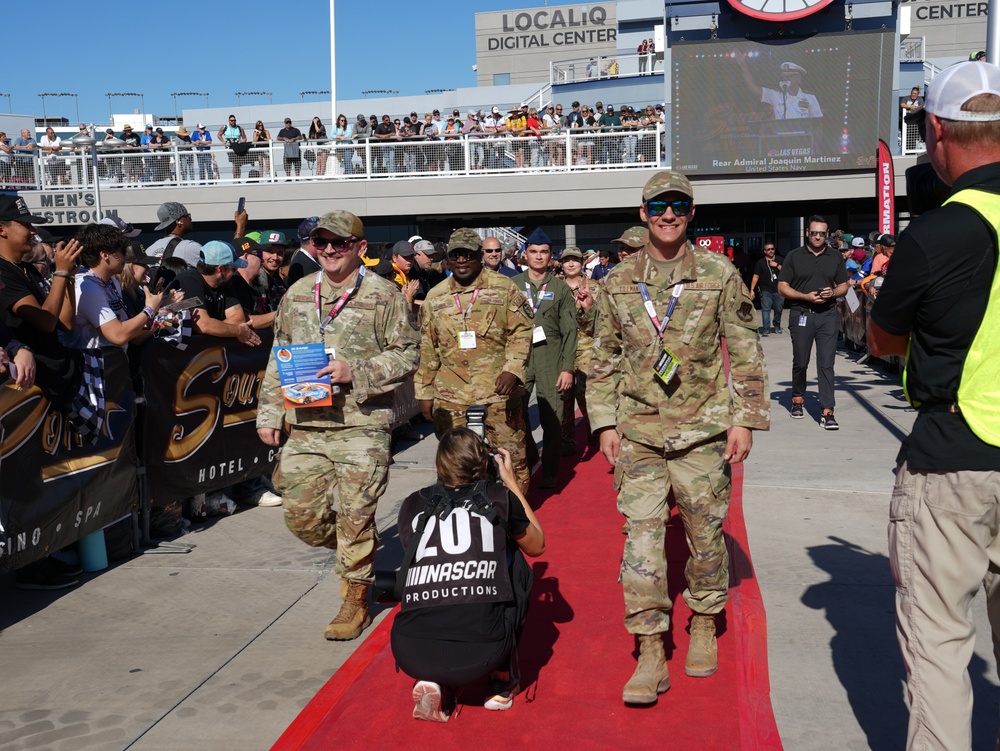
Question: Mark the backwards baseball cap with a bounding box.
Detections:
[851,236,866,249]
[642,170,694,202]
[260,230,288,247]
[154,201,189,231]
[613,226,649,248]
[447,228,483,254]
[200,240,248,268]
[875,233,897,246]
[392,240,417,257]
[233,236,262,256]
[99,215,141,238]
[906,61,1000,124]
[560,246,583,261]
[298,216,320,241]
[313,211,364,239]
[0,195,48,224]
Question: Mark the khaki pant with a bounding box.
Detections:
[616,436,731,634]
[279,424,390,583]
[889,461,1000,751]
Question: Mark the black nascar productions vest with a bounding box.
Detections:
[398,481,514,612]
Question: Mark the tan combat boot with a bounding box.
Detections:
[685,614,718,677]
[324,581,372,641]
[622,634,670,705]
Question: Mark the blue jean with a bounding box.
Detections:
[760,289,784,330]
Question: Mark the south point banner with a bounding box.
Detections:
[141,333,277,506]
[0,348,138,572]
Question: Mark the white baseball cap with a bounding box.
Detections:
[907,61,1000,124]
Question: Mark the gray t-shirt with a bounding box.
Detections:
[147,236,203,267]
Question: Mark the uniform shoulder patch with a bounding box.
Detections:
[737,302,754,322]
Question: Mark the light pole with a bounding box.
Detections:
[171,91,210,120]
[0,93,10,114]
[69,132,113,221]
[106,92,145,128]
[38,92,79,126]
[234,91,273,106]
[300,90,331,101]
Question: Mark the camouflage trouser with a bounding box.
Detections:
[432,393,529,493]
[560,368,590,450]
[615,435,731,635]
[278,424,390,583]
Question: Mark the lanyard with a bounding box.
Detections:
[453,288,479,324]
[638,282,683,339]
[314,267,365,335]
[524,282,548,313]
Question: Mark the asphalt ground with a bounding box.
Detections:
[2,329,997,751]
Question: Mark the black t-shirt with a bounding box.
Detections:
[777,245,847,312]
[277,127,302,142]
[374,122,396,137]
[0,257,61,354]
[392,483,530,643]
[174,269,240,322]
[228,273,259,317]
[752,256,783,293]
[870,161,1000,471]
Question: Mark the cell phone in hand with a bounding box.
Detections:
[237,196,246,215]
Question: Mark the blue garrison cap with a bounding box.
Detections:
[525,227,552,247]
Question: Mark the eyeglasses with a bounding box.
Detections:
[482,248,502,254]
[312,236,356,251]
[645,199,693,218]
[447,248,482,262]
[808,231,829,237]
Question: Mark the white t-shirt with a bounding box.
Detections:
[70,272,129,349]
[761,87,822,120]
[147,236,203,267]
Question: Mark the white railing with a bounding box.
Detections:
[900,37,925,63]
[9,127,667,192]
[477,226,527,248]
[900,120,925,156]
[551,52,663,86]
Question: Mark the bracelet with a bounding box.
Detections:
[142,306,155,321]
[53,271,72,279]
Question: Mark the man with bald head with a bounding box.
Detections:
[482,236,518,278]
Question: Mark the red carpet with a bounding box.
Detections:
[273,424,782,751]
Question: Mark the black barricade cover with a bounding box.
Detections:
[0,348,137,573]
[141,332,277,505]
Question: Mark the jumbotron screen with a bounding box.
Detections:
[671,31,894,175]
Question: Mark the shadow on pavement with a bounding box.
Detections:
[802,535,1000,750]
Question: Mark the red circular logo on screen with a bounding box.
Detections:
[726,0,836,22]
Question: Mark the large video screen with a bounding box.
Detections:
[672,31,894,175]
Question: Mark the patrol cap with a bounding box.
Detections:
[260,230,288,247]
[612,226,649,248]
[560,246,583,260]
[642,171,694,202]
[906,61,1000,124]
[313,211,364,239]
[392,240,417,257]
[447,228,483,253]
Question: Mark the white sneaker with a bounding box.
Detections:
[257,490,283,507]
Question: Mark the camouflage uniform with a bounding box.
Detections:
[257,217,420,584]
[560,248,603,452]
[589,239,769,634]
[511,268,578,485]
[414,230,534,491]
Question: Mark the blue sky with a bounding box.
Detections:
[9,1,537,124]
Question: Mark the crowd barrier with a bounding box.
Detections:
[1,334,420,572]
[836,288,906,370]
[13,126,666,197]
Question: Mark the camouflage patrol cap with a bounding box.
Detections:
[642,170,694,202]
[313,211,365,240]
[612,226,649,248]
[447,228,483,253]
[560,246,583,260]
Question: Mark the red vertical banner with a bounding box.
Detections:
[877,139,895,235]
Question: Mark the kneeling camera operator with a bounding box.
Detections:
[380,424,545,723]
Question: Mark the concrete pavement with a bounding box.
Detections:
[2,331,997,750]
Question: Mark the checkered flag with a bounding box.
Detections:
[67,348,105,444]
[154,309,194,350]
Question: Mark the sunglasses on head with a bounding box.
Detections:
[645,199,693,218]
[312,236,355,251]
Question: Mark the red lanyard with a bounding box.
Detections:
[453,288,479,324]
[314,267,365,335]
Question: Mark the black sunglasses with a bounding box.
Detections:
[312,236,355,251]
[447,248,482,262]
[646,199,692,218]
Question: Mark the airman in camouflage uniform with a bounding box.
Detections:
[559,246,601,453]
[612,226,649,262]
[415,228,534,492]
[513,228,578,488]
[257,210,420,642]
[589,171,769,705]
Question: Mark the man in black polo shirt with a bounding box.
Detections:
[868,60,1000,750]
[776,215,848,428]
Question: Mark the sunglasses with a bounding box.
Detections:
[312,236,355,251]
[482,248,502,254]
[447,248,482,262]
[645,199,693,218]
[808,231,829,237]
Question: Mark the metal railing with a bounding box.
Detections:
[477,226,527,249]
[7,127,667,192]
[900,37,925,63]
[900,119,925,156]
[551,52,663,86]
